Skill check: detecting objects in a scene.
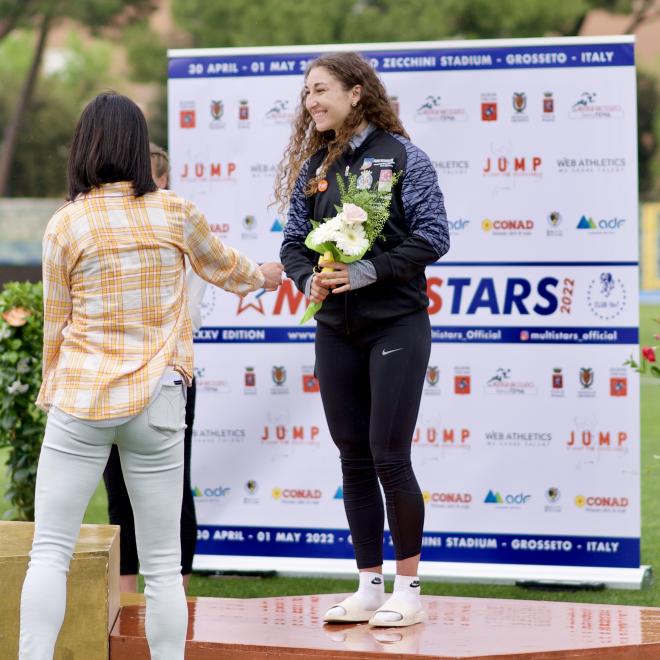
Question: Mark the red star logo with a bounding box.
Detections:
[236,290,265,315]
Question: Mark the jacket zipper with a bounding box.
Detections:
[340,131,379,336]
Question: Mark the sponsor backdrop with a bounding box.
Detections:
[168,37,640,574]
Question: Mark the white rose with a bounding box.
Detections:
[342,203,368,225]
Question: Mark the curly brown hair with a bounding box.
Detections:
[273,52,408,212]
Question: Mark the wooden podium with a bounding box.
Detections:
[0,521,120,659]
[110,593,660,659]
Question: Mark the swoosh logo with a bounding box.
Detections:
[371,577,383,585]
[382,348,404,356]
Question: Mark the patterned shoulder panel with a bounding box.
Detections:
[390,133,450,258]
[282,158,312,244]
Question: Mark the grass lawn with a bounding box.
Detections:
[3,305,659,606]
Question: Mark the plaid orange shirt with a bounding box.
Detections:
[37,181,264,420]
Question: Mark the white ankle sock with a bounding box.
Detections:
[356,571,386,609]
[395,574,421,602]
[370,575,422,623]
[326,571,385,616]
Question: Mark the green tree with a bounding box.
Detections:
[171,0,644,47]
[0,0,156,196]
[0,31,115,197]
[0,0,40,40]
[638,69,659,200]
[121,18,169,149]
[172,0,357,47]
[122,19,167,84]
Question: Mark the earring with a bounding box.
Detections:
[352,101,357,107]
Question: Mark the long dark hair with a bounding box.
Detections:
[67,92,157,201]
[274,52,408,211]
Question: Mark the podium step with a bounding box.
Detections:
[0,521,120,660]
[110,593,660,659]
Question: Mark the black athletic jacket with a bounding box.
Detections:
[280,128,449,333]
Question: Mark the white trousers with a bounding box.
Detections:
[19,384,188,660]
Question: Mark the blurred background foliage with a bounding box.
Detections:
[0,0,658,199]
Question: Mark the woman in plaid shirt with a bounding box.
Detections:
[19,92,283,660]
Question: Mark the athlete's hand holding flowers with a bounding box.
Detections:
[310,204,365,300]
[301,174,398,323]
[315,260,350,294]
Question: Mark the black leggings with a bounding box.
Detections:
[103,379,198,575]
[315,309,431,568]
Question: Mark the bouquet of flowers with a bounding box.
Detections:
[624,316,660,378]
[299,172,399,324]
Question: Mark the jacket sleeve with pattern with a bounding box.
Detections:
[369,139,450,282]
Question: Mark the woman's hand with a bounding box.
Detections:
[310,274,331,304]
[259,262,284,291]
[316,261,351,294]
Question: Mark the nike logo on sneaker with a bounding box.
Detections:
[409,580,420,588]
[381,347,404,356]
[371,577,383,585]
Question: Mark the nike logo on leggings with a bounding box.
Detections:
[382,347,404,356]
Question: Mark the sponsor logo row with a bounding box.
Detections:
[193,424,632,453]
[178,91,625,130]
[190,211,629,241]
[424,366,629,397]
[477,91,623,122]
[193,480,631,514]
[414,426,630,451]
[431,489,630,513]
[435,157,626,177]
[195,364,319,395]
[195,363,629,399]
[175,156,628,183]
[179,98,293,129]
[477,213,626,238]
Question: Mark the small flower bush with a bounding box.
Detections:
[0,281,45,520]
[625,317,660,379]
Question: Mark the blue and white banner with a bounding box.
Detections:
[168,43,634,79]
[168,36,639,573]
[195,525,639,569]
